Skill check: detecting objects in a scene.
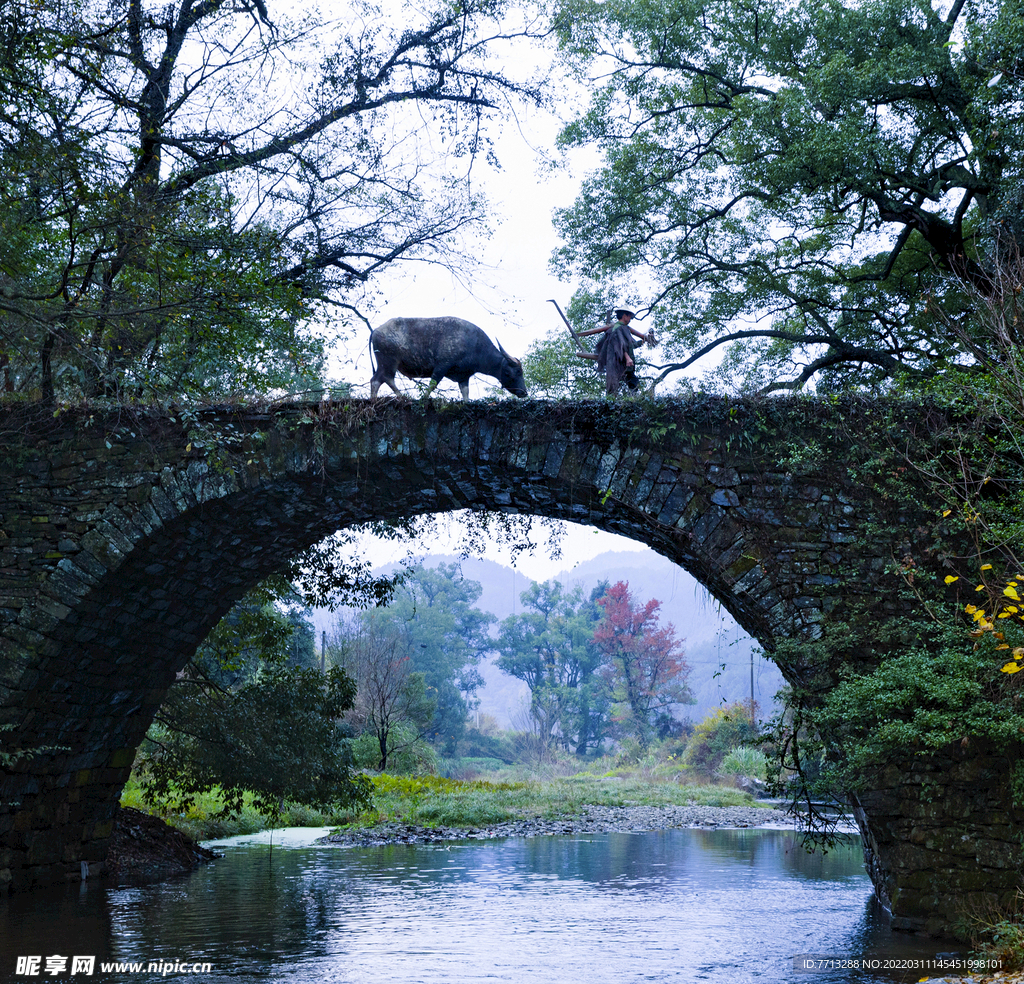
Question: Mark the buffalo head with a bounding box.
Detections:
[498,343,528,398]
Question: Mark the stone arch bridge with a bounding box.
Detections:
[0,397,1015,935]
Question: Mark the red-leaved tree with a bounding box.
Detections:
[594,582,693,750]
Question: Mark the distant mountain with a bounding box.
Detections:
[313,550,786,730]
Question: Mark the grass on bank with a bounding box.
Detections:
[119,776,352,842]
[121,772,767,842]
[358,772,760,829]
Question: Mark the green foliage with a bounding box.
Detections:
[496,580,611,754]
[349,723,439,775]
[550,0,1024,392]
[683,703,759,777]
[457,726,519,765]
[522,333,608,399]
[978,920,1024,971]
[119,776,362,841]
[0,0,542,402]
[194,588,297,686]
[352,562,495,753]
[813,623,1024,776]
[282,606,318,670]
[137,582,375,820]
[282,525,413,613]
[961,888,1024,971]
[330,613,439,770]
[1011,760,1024,813]
[132,547,413,817]
[719,747,768,781]
[139,665,371,820]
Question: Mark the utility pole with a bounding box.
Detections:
[750,649,755,724]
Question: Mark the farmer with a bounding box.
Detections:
[576,306,651,394]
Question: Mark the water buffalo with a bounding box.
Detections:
[369,316,528,400]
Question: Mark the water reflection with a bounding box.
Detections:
[0,829,960,984]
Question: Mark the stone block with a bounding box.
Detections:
[26,829,63,865]
[107,748,135,769]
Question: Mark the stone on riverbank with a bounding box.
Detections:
[321,803,793,847]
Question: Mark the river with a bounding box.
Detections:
[1,827,973,984]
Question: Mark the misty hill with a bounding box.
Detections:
[323,550,786,729]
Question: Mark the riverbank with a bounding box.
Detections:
[122,773,769,842]
[105,807,218,883]
[322,802,793,846]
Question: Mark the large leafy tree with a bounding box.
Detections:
[355,562,495,753]
[593,581,692,749]
[140,585,371,817]
[145,664,371,818]
[551,0,1024,393]
[0,0,541,402]
[495,580,610,754]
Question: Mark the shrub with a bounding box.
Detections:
[457,727,517,764]
[683,703,759,776]
[350,724,437,775]
[719,746,767,779]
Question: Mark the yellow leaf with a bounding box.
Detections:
[976,584,986,592]
[982,564,994,571]
[997,643,1010,650]
[998,612,1014,618]
[945,575,959,585]
[965,604,978,614]
[1014,648,1024,658]
[1002,662,1023,674]
[996,632,1006,640]
[1005,586,1021,602]
[186,442,192,452]
[942,509,951,517]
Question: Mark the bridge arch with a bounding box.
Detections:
[0,397,1011,934]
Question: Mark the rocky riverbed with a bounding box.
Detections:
[321,803,794,847]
